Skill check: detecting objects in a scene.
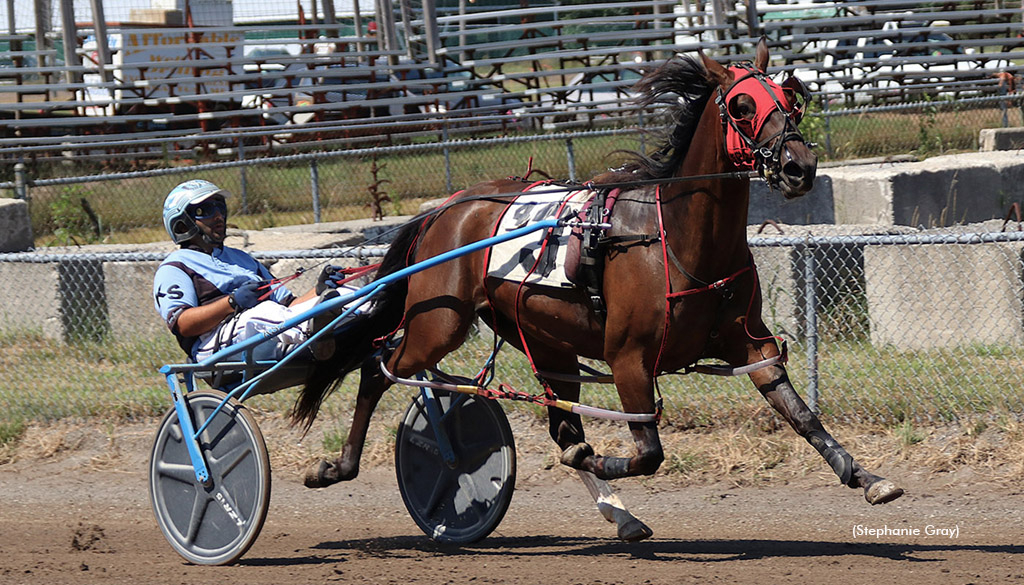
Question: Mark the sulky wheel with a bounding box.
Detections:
[395,389,516,544]
[149,390,271,565]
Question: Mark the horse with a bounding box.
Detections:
[292,40,904,540]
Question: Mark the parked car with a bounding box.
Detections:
[796,22,998,104]
[390,58,528,126]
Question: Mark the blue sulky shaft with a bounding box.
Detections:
[159,217,576,482]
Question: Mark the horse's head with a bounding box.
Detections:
[700,40,817,199]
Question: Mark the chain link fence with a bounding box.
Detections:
[7,127,645,247]
[809,93,1024,160]
[4,115,1024,431]
[2,208,1024,429]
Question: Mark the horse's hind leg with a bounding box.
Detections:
[304,356,393,487]
[305,301,476,489]
[745,347,903,505]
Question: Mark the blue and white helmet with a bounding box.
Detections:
[162,180,229,244]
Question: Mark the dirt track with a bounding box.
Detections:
[2,418,1024,585]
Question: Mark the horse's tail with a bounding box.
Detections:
[290,217,423,431]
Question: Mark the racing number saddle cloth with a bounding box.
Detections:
[485,184,618,289]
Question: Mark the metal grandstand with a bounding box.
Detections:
[1,0,1022,161]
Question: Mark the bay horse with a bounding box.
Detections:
[294,40,903,539]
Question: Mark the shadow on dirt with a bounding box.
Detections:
[237,536,1024,566]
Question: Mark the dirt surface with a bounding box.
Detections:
[3,415,1024,585]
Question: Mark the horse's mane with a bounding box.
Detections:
[599,55,715,183]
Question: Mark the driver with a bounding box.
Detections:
[153,179,341,363]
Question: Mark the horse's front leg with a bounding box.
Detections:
[502,333,652,542]
[576,470,652,542]
[748,359,904,505]
[547,376,652,541]
[560,353,665,481]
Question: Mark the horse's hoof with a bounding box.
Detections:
[617,518,654,543]
[303,460,336,489]
[560,443,595,469]
[865,479,904,505]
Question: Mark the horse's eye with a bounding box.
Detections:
[728,95,756,120]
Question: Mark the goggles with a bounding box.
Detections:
[189,198,228,220]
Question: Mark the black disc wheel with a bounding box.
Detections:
[149,390,271,565]
[395,390,516,544]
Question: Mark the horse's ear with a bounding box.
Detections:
[754,37,769,72]
[698,49,732,88]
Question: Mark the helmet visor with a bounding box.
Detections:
[188,198,227,220]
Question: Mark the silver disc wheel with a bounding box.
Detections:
[395,390,516,544]
[149,390,271,565]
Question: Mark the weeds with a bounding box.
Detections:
[322,423,349,454]
[0,420,25,447]
[892,420,926,449]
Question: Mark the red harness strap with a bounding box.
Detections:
[481,185,580,399]
[651,185,785,382]
[664,264,751,300]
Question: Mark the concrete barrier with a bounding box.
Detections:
[0,198,33,252]
[749,176,835,226]
[865,243,1024,350]
[105,261,165,340]
[0,257,111,342]
[0,262,62,338]
[980,128,1024,152]
[827,151,1024,227]
[751,246,801,338]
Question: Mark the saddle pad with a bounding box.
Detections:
[486,184,596,288]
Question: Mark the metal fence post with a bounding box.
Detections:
[803,240,819,413]
[311,159,321,223]
[238,140,249,214]
[1000,82,1009,128]
[637,110,646,154]
[822,96,833,158]
[566,137,576,182]
[14,162,27,201]
[442,124,453,194]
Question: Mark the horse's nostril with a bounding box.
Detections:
[782,160,805,180]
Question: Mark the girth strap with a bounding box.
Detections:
[579,189,608,321]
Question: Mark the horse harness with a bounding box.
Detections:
[572,186,750,324]
[716,62,808,190]
[574,64,807,320]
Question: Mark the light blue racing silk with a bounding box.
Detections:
[153,245,295,356]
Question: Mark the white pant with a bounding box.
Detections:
[195,297,318,363]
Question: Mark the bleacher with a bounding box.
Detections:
[0,0,1021,160]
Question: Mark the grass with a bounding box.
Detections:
[0,420,25,447]
[811,102,1018,160]
[3,324,1024,429]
